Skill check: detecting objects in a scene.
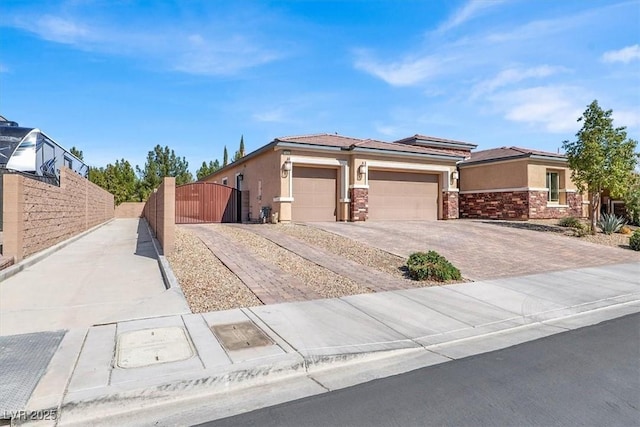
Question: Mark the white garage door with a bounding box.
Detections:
[368,170,438,220]
[292,167,337,221]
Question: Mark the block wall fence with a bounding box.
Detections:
[115,202,145,218]
[2,168,114,262]
[143,177,175,256]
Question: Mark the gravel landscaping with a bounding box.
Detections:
[273,223,408,279]
[528,219,636,249]
[214,225,373,299]
[168,226,262,313]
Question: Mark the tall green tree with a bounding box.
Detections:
[136,145,193,200]
[88,159,139,205]
[233,135,246,161]
[70,146,84,160]
[223,146,228,166]
[563,100,638,234]
[196,159,221,180]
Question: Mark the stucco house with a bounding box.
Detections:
[458,147,586,220]
[202,133,476,222]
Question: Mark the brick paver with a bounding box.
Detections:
[184,224,322,304]
[311,220,640,281]
[232,224,413,292]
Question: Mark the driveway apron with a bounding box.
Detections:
[310,220,640,280]
[231,224,414,292]
[184,224,323,304]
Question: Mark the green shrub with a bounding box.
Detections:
[407,251,461,282]
[630,230,640,251]
[597,213,626,235]
[558,216,582,228]
[572,222,589,237]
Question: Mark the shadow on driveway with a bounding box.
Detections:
[134,218,158,260]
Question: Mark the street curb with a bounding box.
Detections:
[52,300,640,426]
[0,219,115,283]
[141,218,188,299]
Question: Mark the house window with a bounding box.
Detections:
[546,172,559,203]
[222,177,228,186]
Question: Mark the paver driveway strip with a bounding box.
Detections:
[231,224,414,293]
[184,224,322,304]
[310,220,640,280]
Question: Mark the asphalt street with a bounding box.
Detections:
[202,313,640,427]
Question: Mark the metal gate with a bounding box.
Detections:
[175,182,241,223]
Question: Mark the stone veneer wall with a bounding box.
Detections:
[459,191,529,220]
[350,188,368,221]
[441,191,459,219]
[2,168,114,261]
[528,191,583,219]
[143,177,175,256]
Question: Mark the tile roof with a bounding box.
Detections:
[393,134,477,148]
[275,133,468,157]
[464,146,567,164]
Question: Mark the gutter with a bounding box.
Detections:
[459,153,567,168]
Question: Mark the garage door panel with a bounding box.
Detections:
[292,167,337,221]
[368,170,438,221]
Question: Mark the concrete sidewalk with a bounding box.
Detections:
[0,219,190,336]
[24,261,638,426]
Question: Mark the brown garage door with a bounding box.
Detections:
[292,167,337,221]
[368,170,438,220]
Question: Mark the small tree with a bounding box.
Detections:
[563,100,638,234]
[233,135,246,161]
[196,159,221,180]
[70,146,84,160]
[223,146,228,167]
[624,173,640,225]
[136,145,193,200]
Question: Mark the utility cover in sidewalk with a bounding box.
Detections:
[116,327,194,369]
[212,322,274,351]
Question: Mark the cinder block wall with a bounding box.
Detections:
[143,177,175,256]
[115,202,145,218]
[2,168,115,261]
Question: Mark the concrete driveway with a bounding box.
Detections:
[310,220,640,280]
[0,219,190,336]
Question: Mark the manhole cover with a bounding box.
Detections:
[116,327,194,369]
[212,322,274,351]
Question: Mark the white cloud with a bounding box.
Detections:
[354,50,443,86]
[472,65,569,97]
[491,86,586,133]
[437,0,507,33]
[7,14,282,76]
[27,15,92,45]
[602,44,640,64]
[252,108,288,123]
[614,110,640,130]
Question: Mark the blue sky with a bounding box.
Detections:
[1,0,639,173]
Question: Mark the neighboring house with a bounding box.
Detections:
[458,147,586,220]
[202,133,476,222]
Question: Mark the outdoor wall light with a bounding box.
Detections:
[282,157,292,177]
[450,170,459,185]
[357,162,367,179]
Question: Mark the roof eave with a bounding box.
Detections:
[351,146,465,161]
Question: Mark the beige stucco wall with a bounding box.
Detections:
[203,149,281,222]
[459,159,528,192]
[204,146,461,222]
